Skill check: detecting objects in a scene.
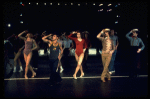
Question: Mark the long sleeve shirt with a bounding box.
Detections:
[62,36,72,48]
[68,34,87,52]
[126,32,145,50]
[97,36,115,54]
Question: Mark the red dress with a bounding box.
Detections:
[68,34,87,56]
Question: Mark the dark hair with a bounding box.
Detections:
[76,30,83,38]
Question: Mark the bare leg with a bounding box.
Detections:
[73,53,84,79]
[24,52,33,79]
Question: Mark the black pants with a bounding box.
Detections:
[63,48,70,67]
[49,59,62,83]
[129,46,140,78]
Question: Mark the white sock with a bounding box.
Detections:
[60,66,63,69]
[20,66,23,69]
[14,66,16,69]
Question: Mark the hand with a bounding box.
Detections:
[137,48,141,53]
[24,30,28,33]
[110,50,114,54]
[115,46,118,50]
[130,30,133,33]
[18,48,22,52]
[72,31,77,34]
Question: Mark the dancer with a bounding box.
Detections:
[9,34,25,72]
[82,31,92,68]
[109,29,119,74]
[126,29,145,78]
[42,33,63,85]
[18,30,38,79]
[56,35,65,73]
[68,30,87,79]
[62,32,74,67]
[97,28,115,82]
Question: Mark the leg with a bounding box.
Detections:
[73,53,79,79]
[101,54,112,82]
[23,53,28,79]
[24,52,34,79]
[73,53,84,79]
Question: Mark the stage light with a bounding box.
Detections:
[78,4,80,6]
[20,21,23,24]
[44,3,46,5]
[22,4,25,6]
[118,3,120,5]
[58,3,60,5]
[108,9,112,11]
[100,9,103,11]
[7,24,11,27]
[29,2,30,4]
[20,13,22,16]
[20,2,22,4]
[108,4,112,6]
[115,21,118,24]
[36,3,38,5]
[99,4,103,6]
[65,4,67,5]
[50,3,52,5]
[71,3,73,5]
[115,5,118,7]
[93,3,95,5]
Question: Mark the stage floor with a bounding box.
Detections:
[4,55,148,98]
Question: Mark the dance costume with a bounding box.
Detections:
[68,34,87,56]
[126,32,145,77]
[97,36,115,81]
[24,40,33,56]
[48,42,62,84]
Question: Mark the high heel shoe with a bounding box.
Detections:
[31,72,36,78]
[80,73,84,77]
[73,74,77,79]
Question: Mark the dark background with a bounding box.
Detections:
[3,1,148,68]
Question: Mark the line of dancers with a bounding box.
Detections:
[4,28,145,85]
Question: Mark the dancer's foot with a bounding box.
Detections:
[108,78,111,81]
[73,74,77,79]
[31,72,36,78]
[80,72,84,77]
[101,79,106,82]
[24,75,28,79]
[60,68,64,73]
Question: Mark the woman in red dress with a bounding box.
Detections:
[68,30,87,79]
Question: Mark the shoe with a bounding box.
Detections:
[109,71,112,74]
[19,68,23,72]
[80,73,84,77]
[101,79,106,82]
[73,74,77,79]
[108,78,111,81]
[31,72,36,78]
[56,68,58,72]
[13,68,16,72]
[60,68,64,73]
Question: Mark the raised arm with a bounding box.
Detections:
[126,30,132,41]
[68,31,77,41]
[42,34,52,43]
[18,30,27,41]
[97,29,104,41]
